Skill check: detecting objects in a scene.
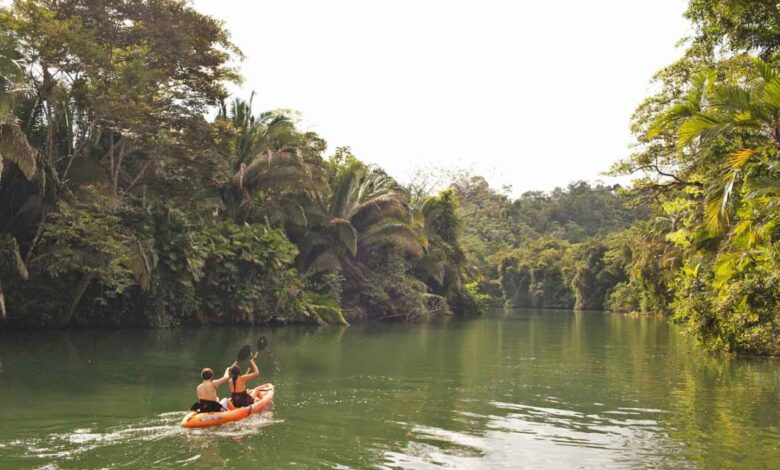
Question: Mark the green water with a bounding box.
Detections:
[0,309,778,469]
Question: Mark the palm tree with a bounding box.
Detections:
[653,59,780,231]
[0,42,36,181]
[300,161,423,279]
[218,93,303,169]
[411,189,466,295]
[0,119,36,181]
[219,95,329,227]
[230,148,329,226]
[0,43,37,319]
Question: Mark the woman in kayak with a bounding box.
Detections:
[229,355,260,407]
[192,364,233,413]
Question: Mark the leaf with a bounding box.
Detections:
[726,149,754,171]
[303,293,349,326]
[704,188,726,235]
[0,121,37,180]
[754,57,778,83]
[0,235,29,280]
[677,113,730,147]
[712,86,753,113]
[331,218,358,256]
[129,238,152,291]
[306,251,342,275]
[763,79,780,109]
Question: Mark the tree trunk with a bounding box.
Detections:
[64,273,94,327]
[0,280,6,320]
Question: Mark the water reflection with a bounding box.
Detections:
[0,310,778,469]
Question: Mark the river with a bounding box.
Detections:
[0,309,778,469]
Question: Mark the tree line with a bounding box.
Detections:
[449,177,647,312]
[2,0,777,357]
[607,0,780,356]
[454,0,780,356]
[0,0,481,328]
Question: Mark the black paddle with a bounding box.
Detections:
[237,344,251,362]
[244,336,268,373]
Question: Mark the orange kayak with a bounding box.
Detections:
[181,383,275,428]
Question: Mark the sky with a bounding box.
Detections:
[193,0,691,196]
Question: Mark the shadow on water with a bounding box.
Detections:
[0,309,778,469]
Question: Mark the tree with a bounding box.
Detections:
[300,159,421,279]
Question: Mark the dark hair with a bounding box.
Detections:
[230,365,241,390]
[201,368,213,381]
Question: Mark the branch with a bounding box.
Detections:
[122,159,152,194]
[114,139,126,195]
[632,162,704,187]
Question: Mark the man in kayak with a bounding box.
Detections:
[191,364,233,413]
[229,354,260,407]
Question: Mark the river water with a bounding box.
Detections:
[0,309,778,469]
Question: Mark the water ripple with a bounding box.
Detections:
[0,409,280,465]
[381,400,691,469]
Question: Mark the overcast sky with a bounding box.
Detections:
[194,0,691,196]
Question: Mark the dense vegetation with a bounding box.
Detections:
[454,0,780,356]
[1,0,778,357]
[605,0,780,356]
[0,0,481,328]
[447,177,646,311]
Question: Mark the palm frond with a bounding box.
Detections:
[305,251,342,275]
[726,148,755,171]
[703,181,729,235]
[745,174,780,198]
[762,79,780,109]
[361,226,424,256]
[754,57,778,83]
[417,252,447,285]
[0,235,29,281]
[678,113,733,147]
[648,71,713,138]
[302,292,349,326]
[330,163,363,217]
[350,191,406,219]
[331,218,358,256]
[0,121,36,179]
[297,232,331,260]
[712,86,754,113]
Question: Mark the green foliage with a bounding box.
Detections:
[453,281,488,317]
[301,292,349,326]
[498,239,575,309]
[0,1,481,328]
[40,189,136,291]
[605,1,780,355]
[6,0,777,359]
[571,240,626,311]
[453,176,645,298]
[450,177,646,312]
[0,0,325,328]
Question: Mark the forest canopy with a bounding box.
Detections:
[1,0,778,356]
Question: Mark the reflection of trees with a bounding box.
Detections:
[662,353,780,468]
[594,313,780,468]
[1,311,778,467]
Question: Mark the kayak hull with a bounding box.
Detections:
[181,383,275,428]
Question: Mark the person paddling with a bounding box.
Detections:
[191,365,232,413]
[229,354,260,407]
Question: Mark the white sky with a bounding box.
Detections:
[194,0,691,196]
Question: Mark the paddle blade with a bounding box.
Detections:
[257,336,267,351]
[237,345,251,361]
